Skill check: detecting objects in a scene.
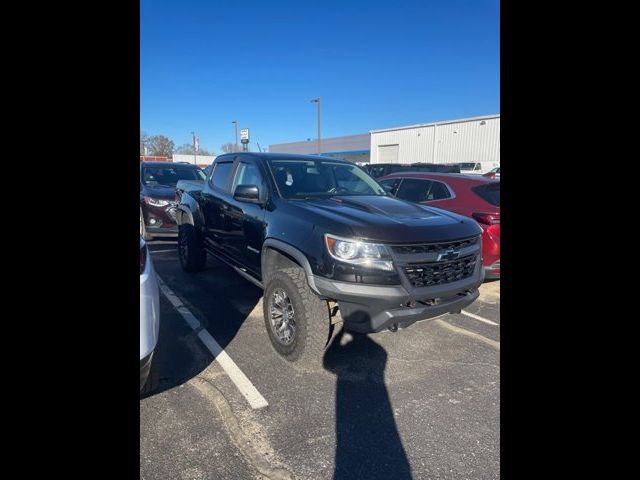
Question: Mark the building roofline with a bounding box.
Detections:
[369,114,500,134]
[269,132,369,148]
[322,149,370,155]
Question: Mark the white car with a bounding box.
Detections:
[140,237,160,392]
[459,161,500,175]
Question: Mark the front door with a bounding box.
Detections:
[222,157,267,276]
[201,158,237,251]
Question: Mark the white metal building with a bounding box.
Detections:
[369,114,500,164]
[269,133,370,163]
[172,154,216,168]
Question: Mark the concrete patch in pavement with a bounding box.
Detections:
[191,376,295,480]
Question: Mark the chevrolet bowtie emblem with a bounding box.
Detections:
[437,249,460,261]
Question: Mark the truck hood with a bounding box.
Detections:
[293,195,482,243]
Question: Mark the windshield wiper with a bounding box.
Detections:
[287,194,325,200]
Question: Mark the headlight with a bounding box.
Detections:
[325,234,394,271]
[144,196,170,207]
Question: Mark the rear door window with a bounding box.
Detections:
[472,182,500,207]
[428,181,452,200]
[395,178,433,203]
[210,162,235,191]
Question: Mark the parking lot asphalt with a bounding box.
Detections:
[141,240,500,480]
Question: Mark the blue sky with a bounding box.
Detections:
[140,0,499,154]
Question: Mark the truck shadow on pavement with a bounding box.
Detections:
[323,329,413,480]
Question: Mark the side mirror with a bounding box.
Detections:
[233,184,262,204]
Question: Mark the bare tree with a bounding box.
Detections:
[140,130,151,155]
[148,135,175,157]
[220,142,240,153]
[175,143,195,155]
[175,143,213,156]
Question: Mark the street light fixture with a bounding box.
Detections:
[310,97,321,155]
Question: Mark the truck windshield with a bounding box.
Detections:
[268,159,386,199]
[141,166,205,187]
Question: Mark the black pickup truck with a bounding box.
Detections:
[175,153,483,366]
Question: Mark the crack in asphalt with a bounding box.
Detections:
[190,376,295,480]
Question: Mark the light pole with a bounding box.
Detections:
[311,97,321,155]
[232,120,238,152]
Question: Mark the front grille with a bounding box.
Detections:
[403,254,477,288]
[391,236,478,255]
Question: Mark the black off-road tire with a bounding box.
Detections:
[263,267,333,368]
[178,223,206,272]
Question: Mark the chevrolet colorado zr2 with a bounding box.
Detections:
[175,153,483,366]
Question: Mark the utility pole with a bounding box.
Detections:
[311,97,321,155]
[232,120,238,152]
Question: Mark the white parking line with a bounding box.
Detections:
[461,310,499,326]
[157,277,269,410]
[433,319,500,351]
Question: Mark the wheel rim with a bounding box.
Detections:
[269,288,296,345]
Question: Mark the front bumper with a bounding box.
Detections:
[312,234,484,333]
[141,203,179,236]
[313,269,483,333]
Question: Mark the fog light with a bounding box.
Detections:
[149,218,157,225]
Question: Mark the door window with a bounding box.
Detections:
[231,162,263,192]
[379,178,401,196]
[210,162,235,191]
[427,181,452,201]
[395,178,433,203]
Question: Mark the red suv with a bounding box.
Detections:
[378,172,500,279]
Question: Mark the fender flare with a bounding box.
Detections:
[175,205,195,226]
[175,193,205,230]
[261,238,320,294]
